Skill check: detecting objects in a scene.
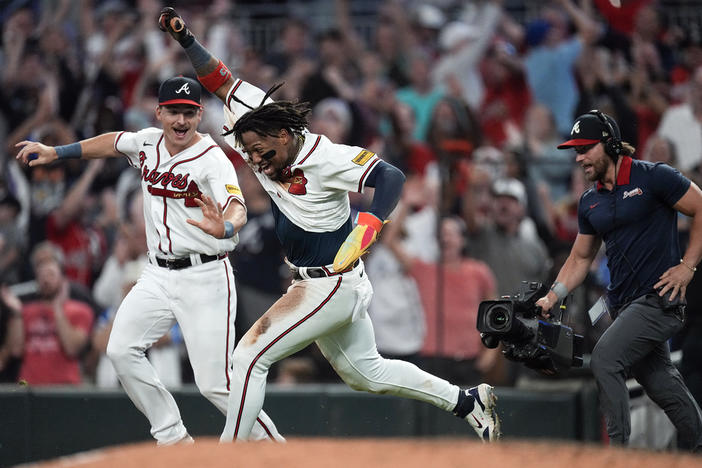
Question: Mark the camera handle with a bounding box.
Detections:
[554,300,567,323]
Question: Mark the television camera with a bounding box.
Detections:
[477,281,584,374]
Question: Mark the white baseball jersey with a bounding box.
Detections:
[108,126,284,444]
[216,78,464,442]
[221,80,380,234]
[115,128,243,257]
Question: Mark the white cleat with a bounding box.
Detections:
[465,384,501,442]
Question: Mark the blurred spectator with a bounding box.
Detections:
[408,3,445,59]
[264,17,316,77]
[575,47,638,148]
[657,66,702,173]
[641,134,677,166]
[372,1,412,87]
[395,49,445,142]
[300,28,358,108]
[309,98,353,145]
[382,100,436,177]
[468,178,549,297]
[9,242,94,385]
[365,178,427,363]
[45,159,108,288]
[0,285,23,383]
[524,0,599,136]
[521,103,574,206]
[426,96,481,212]
[92,191,146,312]
[431,0,502,111]
[479,38,531,147]
[274,357,318,386]
[0,193,25,284]
[384,191,498,386]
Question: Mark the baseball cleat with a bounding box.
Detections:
[464,384,501,442]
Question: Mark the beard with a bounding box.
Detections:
[584,156,610,182]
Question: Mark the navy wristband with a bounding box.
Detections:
[55,142,82,159]
[223,221,235,238]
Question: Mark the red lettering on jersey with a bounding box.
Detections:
[148,180,201,206]
[141,163,191,192]
[287,169,307,195]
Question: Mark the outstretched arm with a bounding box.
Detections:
[15,132,122,167]
[158,7,236,104]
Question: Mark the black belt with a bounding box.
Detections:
[292,260,360,280]
[154,253,227,270]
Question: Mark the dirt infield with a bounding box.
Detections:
[29,438,702,468]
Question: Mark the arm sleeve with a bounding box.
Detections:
[364,160,406,221]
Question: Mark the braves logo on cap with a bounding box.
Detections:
[158,76,202,107]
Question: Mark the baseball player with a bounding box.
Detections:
[15,76,283,445]
[159,8,500,442]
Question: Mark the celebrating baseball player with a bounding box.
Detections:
[15,76,283,445]
[159,8,500,442]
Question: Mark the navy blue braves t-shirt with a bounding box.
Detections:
[578,157,690,310]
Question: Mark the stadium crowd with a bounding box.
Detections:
[0,0,701,414]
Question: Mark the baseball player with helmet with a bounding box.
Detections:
[159,8,500,442]
[16,76,284,445]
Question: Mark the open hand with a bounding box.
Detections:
[186,194,226,238]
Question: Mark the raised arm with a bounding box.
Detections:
[158,7,236,104]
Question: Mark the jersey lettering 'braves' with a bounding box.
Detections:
[115,128,243,257]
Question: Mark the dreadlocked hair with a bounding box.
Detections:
[222,82,311,145]
[226,100,312,146]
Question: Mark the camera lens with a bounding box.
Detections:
[487,305,511,331]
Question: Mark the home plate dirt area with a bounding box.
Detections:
[28,438,702,468]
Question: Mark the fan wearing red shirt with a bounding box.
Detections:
[15,242,94,385]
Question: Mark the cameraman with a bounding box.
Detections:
[535,110,702,451]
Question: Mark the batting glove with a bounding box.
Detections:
[333,212,386,273]
[158,7,194,47]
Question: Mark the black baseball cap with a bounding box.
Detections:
[557,112,620,149]
[158,76,202,108]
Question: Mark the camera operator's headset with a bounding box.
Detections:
[589,110,622,162]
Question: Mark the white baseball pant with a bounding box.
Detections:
[221,261,461,441]
[107,258,283,444]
